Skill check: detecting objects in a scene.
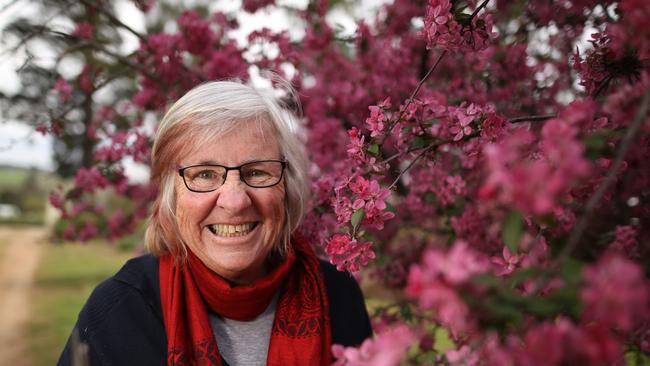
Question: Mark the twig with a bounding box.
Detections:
[87,43,158,80]
[386,133,479,190]
[77,0,146,42]
[388,144,435,189]
[470,0,492,19]
[380,50,448,146]
[508,114,556,123]
[530,85,650,294]
[0,0,21,14]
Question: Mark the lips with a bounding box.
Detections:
[207,222,258,237]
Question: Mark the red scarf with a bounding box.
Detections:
[159,236,332,366]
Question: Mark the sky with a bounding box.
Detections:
[0,0,389,175]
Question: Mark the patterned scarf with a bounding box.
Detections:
[159,236,332,366]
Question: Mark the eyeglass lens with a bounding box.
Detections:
[182,161,284,190]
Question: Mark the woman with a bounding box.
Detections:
[57,81,372,366]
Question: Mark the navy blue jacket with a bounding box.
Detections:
[57,255,372,366]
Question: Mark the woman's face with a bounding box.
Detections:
[175,121,286,284]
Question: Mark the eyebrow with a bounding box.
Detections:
[193,158,280,166]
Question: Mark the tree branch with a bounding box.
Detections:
[388,132,479,190]
[380,50,447,146]
[508,114,556,123]
[470,0,492,19]
[77,0,146,42]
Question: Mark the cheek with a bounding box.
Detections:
[175,190,211,236]
[260,187,286,230]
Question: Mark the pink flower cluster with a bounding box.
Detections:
[74,167,109,193]
[406,241,489,336]
[447,103,481,141]
[332,324,417,366]
[365,98,391,138]
[53,78,72,103]
[480,107,591,215]
[177,11,214,55]
[94,131,150,164]
[581,253,649,332]
[609,225,640,259]
[73,22,95,40]
[423,0,496,52]
[242,0,275,13]
[508,318,623,366]
[324,233,375,272]
[332,175,394,231]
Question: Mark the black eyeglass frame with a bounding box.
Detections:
[178,159,288,192]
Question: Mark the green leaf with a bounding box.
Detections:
[560,258,584,286]
[351,208,365,228]
[367,143,380,156]
[503,210,523,253]
[412,136,428,149]
[508,267,542,287]
[471,273,499,287]
[425,192,437,203]
[583,129,610,160]
[399,303,413,321]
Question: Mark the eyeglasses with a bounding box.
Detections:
[178,160,287,192]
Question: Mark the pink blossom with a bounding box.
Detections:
[491,246,521,276]
[78,64,94,93]
[406,241,489,335]
[177,11,213,55]
[74,167,109,192]
[201,44,248,80]
[332,175,394,232]
[325,234,375,272]
[423,0,497,52]
[131,0,155,12]
[510,318,623,366]
[73,22,95,40]
[609,225,640,259]
[53,78,72,103]
[48,192,64,210]
[62,225,76,241]
[365,104,387,138]
[448,104,479,141]
[581,253,649,332]
[480,112,591,215]
[332,324,417,366]
[77,221,98,242]
[242,0,275,12]
[108,209,134,239]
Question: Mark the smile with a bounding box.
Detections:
[207,222,258,237]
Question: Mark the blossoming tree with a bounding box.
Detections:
[5,0,650,364]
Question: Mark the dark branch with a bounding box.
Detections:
[508,114,556,123]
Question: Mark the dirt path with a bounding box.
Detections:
[0,226,47,366]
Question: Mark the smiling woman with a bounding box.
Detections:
[57,80,372,366]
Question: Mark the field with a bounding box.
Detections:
[0,165,61,226]
[26,241,134,366]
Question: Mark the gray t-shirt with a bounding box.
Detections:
[209,292,279,366]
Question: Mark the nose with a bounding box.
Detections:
[215,172,252,212]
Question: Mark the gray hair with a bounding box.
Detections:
[144,80,310,259]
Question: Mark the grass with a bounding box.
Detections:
[26,241,135,366]
[0,166,30,189]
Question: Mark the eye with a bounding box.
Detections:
[245,169,271,178]
[193,169,220,180]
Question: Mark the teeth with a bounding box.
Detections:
[209,223,256,237]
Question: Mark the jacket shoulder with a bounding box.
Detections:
[58,254,166,366]
[319,260,373,347]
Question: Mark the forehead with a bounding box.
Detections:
[181,120,281,165]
